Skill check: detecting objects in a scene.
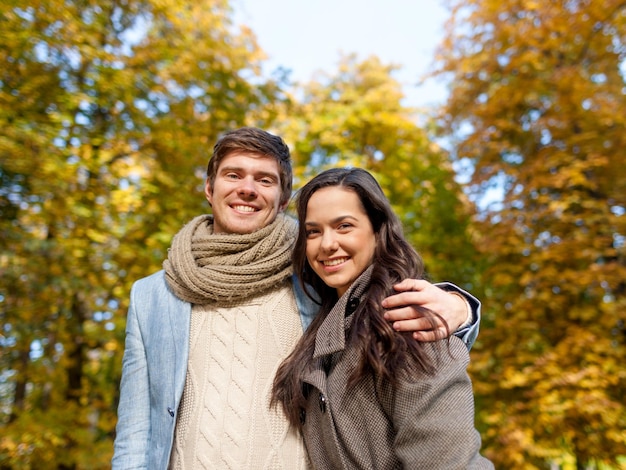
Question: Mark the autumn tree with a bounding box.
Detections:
[435,0,626,468]
[0,0,284,467]
[276,54,487,455]
[276,54,481,287]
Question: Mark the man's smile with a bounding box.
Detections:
[232,204,258,212]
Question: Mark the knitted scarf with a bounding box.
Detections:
[163,213,298,304]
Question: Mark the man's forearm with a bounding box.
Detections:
[434,282,481,350]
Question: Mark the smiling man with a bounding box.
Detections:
[112,127,482,470]
[206,150,286,234]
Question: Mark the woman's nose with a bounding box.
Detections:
[320,232,339,252]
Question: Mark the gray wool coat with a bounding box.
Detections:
[300,270,494,470]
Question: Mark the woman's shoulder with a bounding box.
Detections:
[403,336,471,382]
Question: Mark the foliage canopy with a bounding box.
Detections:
[1,0,625,468]
[435,0,626,467]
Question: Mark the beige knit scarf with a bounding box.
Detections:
[163,213,298,304]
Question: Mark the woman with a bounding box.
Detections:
[271,168,493,469]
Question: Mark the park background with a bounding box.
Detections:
[0,0,624,468]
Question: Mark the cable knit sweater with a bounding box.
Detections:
[168,283,310,470]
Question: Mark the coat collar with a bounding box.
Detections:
[313,265,374,358]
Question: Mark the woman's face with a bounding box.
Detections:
[304,186,376,297]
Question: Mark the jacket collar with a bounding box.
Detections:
[313,265,373,358]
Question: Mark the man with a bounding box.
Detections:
[112,127,481,469]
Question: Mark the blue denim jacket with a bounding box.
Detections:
[112,270,480,469]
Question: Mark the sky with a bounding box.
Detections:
[232,0,450,109]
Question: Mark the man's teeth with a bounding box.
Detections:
[234,205,255,212]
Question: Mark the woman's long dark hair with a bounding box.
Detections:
[271,167,448,430]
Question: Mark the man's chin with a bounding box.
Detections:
[212,211,279,235]
[224,219,274,235]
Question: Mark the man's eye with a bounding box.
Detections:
[259,178,274,185]
[225,173,239,180]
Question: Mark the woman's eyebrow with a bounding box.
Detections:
[305,215,358,226]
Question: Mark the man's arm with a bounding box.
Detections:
[112,287,151,469]
[382,279,481,350]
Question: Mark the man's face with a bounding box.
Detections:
[205,151,286,234]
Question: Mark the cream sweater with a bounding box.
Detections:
[168,284,310,470]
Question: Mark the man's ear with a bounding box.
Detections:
[279,198,290,213]
[204,178,213,207]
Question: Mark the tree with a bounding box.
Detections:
[276,54,481,288]
[0,0,284,467]
[435,0,626,467]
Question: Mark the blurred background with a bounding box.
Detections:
[0,0,624,468]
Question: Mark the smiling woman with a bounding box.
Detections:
[304,186,377,297]
[271,167,493,469]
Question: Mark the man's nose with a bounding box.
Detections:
[237,177,257,197]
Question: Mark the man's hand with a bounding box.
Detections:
[382,279,469,341]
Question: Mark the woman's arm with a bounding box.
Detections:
[389,338,493,469]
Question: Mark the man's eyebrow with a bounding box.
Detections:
[219,166,279,179]
[219,165,244,173]
[256,171,280,180]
